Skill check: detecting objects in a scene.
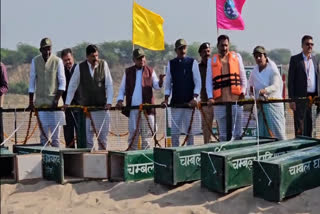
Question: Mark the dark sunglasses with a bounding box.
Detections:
[305,43,314,47]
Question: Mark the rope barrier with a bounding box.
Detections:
[109,131,129,137]
[1,122,25,146]
[181,108,196,147]
[241,104,254,138]
[3,122,38,144]
[252,88,273,186]
[207,152,217,174]
[1,97,319,149]
[1,108,29,146]
[140,129,167,168]
[40,121,61,153]
[83,107,107,151]
[23,110,34,144]
[35,109,51,146]
[142,110,162,148]
[2,97,319,113]
[126,104,143,151]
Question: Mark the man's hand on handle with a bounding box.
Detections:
[116,100,123,110]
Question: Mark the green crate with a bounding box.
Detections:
[154,137,276,186]
[253,145,320,202]
[201,137,320,193]
[13,144,90,184]
[108,149,154,181]
[0,147,16,183]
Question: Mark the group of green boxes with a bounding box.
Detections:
[153,136,320,202]
[4,136,320,202]
[200,137,320,198]
[10,144,155,184]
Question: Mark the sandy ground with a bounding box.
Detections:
[1,179,320,214]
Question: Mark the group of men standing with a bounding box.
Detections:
[11,34,319,149]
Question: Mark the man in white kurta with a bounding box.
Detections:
[116,48,164,150]
[65,44,113,150]
[249,46,286,140]
[163,39,202,147]
[28,38,66,147]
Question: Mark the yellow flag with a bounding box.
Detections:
[132,1,164,51]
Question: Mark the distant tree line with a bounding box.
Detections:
[1,40,306,69]
[3,40,320,95]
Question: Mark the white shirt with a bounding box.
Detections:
[249,58,282,99]
[206,53,247,99]
[28,57,66,93]
[302,53,316,93]
[164,58,201,96]
[65,60,113,105]
[117,68,161,106]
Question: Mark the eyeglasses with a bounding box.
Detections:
[305,43,314,47]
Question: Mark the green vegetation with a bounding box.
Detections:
[1,43,39,65]
[1,40,300,68]
[8,81,29,95]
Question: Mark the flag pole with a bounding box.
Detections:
[132,0,135,51]
[215,0,219,38]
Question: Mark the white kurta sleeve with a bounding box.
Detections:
[57,59,66,91]
[192,60,201,95]
[152,71,161,90]
[248,69,254,87]
[237,53,247,94]
[65,64,80,105]
[28,59,36,93]
[265,63,282,95]
[117,72,126,102]
[164,62,172,96]
[104,61,113,105]
[206,58,213,99]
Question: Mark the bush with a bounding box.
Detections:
[8,81,29,95]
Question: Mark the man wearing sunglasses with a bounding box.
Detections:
[288,35,319,137]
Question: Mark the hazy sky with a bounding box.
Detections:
[1,0,320,54]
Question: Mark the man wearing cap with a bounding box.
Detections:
[0,62,8,144]
[198,43,214,143]
[116,48,165,150]
[288,35,319,137]
[206,35,247,141]
[61,48,80,148]
[65,44,113,150]
[162,39,201,147]
[28,38,66,147]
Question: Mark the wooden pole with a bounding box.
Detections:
[132,0,135,51]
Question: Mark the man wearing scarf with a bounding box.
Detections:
[116,48,165,150]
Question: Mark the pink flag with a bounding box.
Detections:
[216,0,246,30]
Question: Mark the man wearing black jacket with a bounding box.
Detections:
[288,35,319,137]
[61,48,79,147]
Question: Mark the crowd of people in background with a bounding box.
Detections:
[0,35,319,150]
